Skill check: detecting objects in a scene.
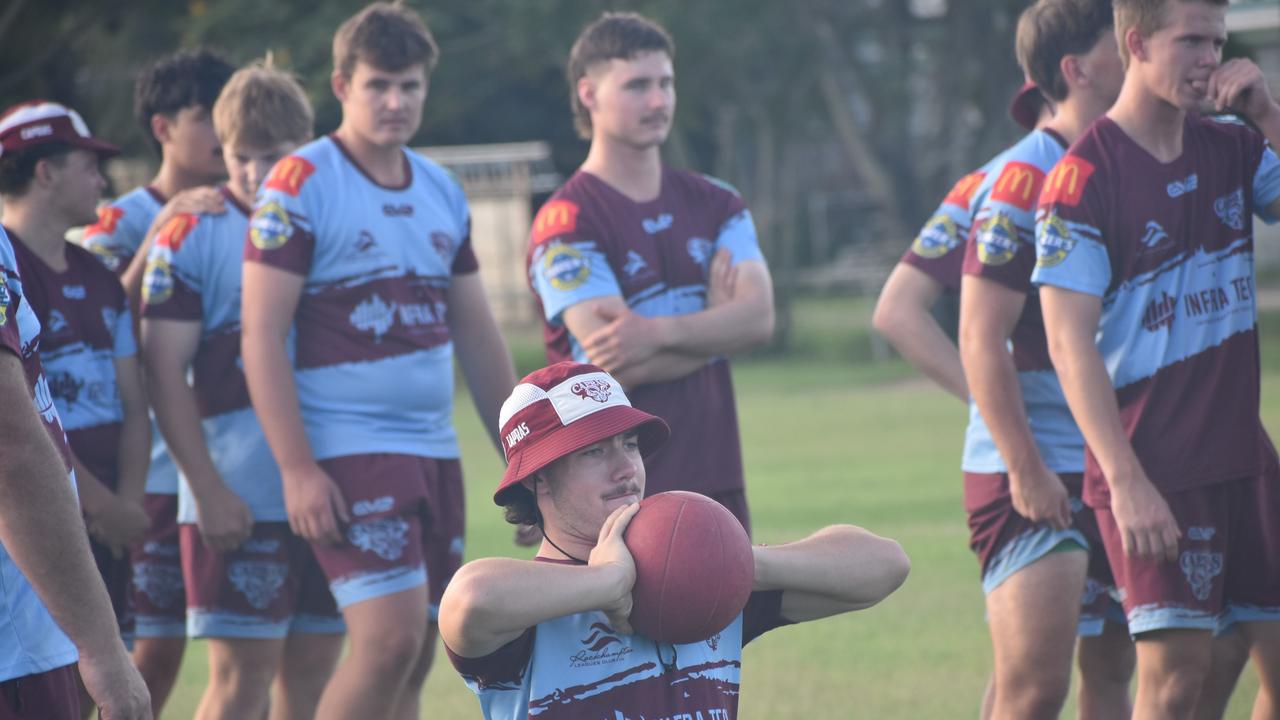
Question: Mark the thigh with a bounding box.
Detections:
[0,665,79,720]
[986,549,1089,674]
[131,492,186,638]
[287,533,345,636]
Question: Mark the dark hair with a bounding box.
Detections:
[0,143,72,196]
[1016,0,1115,103]
[567,12,675,140]
[134,47,235,155]
[332,3,439,80]
[502,483,540,527]
[1113,0,1228,67]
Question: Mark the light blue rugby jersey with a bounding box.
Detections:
[142,192,285,523]
[960,129,1084,474]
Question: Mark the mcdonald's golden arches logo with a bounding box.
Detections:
[265,156,316,197]
[1038,156,1095,209]
[532,199,580,244]
[989,161,1045,211]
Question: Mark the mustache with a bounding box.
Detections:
[603,484,641,500]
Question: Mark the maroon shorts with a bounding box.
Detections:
[130,493,186,637]
[313,454,465,616]
[707,489,751,540]
[0,665,79,720]
[181,522,345,639]
[966,472,1122,634]
[1095,468,1280,635]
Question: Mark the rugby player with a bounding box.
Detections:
[440,360,909,719]
[80,47,234,714]
[240,5,517,719]
[141,63,345,720]
[955,1,1135,717]
[1033,0,1280,717]
[0,101,149,719]
[526,12,774,537]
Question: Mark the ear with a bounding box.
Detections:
[32,157,60,188]
[1060,54,1085,90]
[1125,26,1148,64]
[331,70,350,103]
[577,74,597,115]
[150,113,171,146]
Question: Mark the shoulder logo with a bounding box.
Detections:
[942,171,986,210]
[142,255,174,306]
[990,161,1046,211]
[1039,156,1094,208]
[156,213,197,252]
[1213,188,1244,231]
[571,378,612,403]
[1166,173,1198,198]
[542,243,590,291]
[912,214,960,259]
[85,206,124,237]
[531,199,580,244]
[976,212,1019,266]
[0,274,10,326]
[249,201,293,251]
[1035,213,1075,269]
[264,156,316,197]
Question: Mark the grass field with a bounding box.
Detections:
[162,296,1273,718]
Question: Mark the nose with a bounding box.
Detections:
[386,87,404,111]
[608,445,640,481]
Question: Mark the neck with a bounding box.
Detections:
[151,158,216,199]
[2,200,69,269]
[1107,75,1186,163]
[333,124,406,186]
[535,526,593,564]
[580,136,663,202]
[1044,96,1101,147]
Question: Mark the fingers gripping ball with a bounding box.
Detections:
[623,491,754,644]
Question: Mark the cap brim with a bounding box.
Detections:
[73,137,121,158]
[493,405,669,506]
[1009,83,1042,131]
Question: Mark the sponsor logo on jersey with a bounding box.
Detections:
[975,212,1019,266]
[45,309,69,336]
[1180,550,1223,601]
[542,243,589,291]
[87,243,122,272]
[349,293,398,340]
[0,274,11,326]
[531,199,580,244]
[504,421,531,450]
[47,370,84,407]
[687,237,713,269]
[1141,291,1176,332]
[1035,213,1075,269]
[33,373,58,424]
[570,622,634,669]
[264,156,316,197]
[912,214,959,259]
[1140,220,1169,249]
[142,255,174,306]
[990,161,1046,211]
[642,213,674,234]
[61,284,86,300]
[430,231,453,261]
[622,250,649,278]
[943,171,986,210]
[85,206,123,238]
[1167,173,1198,198]
[249,201,292,251]
[156,213,198,252]
[353,496,395,517]
[382,203,414,217]
[706,632,722,651]
[1214,188,1244,231]
[571,378,612,403]
[1187,526,1216,541]
[1038,156,1094,209]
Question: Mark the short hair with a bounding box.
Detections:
[1016,0,1115,103]
[212,63,314,150]
[567,13,675,140]
[332,3,439,80]
[1113,0,1228,67]
[502,484,540,527]
[0,143,72,197]
[134,47,234,155]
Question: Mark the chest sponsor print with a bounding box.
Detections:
[1167,174,1198,198]
[570,622,634,669]
[1140,220,1170,249]
[264,156,316,197]
[976,212,1019,266]
[250,201,292,251]
[542,243,590,291]
[943,172,986,210]
[61,285,86,300]
[86,206,124,237]
[913,214,960,259]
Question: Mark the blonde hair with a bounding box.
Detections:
[1113,0,1227,67]
[212,60,313,149]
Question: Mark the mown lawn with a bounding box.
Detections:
[162,297,1273,718]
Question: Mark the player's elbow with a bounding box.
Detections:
[827,525,911,609]
[438,565,503,652]
[744,300,775,350]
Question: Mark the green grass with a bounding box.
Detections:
[161,296,1275,718]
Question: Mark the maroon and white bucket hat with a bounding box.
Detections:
[493,361,669,505]
[0,100,120,158]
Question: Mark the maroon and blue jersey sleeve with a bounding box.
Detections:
[901,168,989,290]
[142,212,205,321]
[244,155,318,274]
[527,196,625,326]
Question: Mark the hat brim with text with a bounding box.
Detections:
[493,361,669,506]
[0,101,120,159]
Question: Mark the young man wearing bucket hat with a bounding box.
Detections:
[439,361,910,720]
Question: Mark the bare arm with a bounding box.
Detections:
[872,263,967,401]
[0,352,150,717]
[440,503,639,658]
[143,318,252,551]
[753,524,910,623]
[563,297,708,389]
[959,275,1070,529]
[445,272,517,451]
[241,262,348,545]
[112,354,150,502]
[120,188,226,321]
[1041,285,1179,561]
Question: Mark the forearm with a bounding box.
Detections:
[241,329,317,473]
[754,525,909,611]
[961,340,1045,474]
[115,400,150,501]
[72,456,114,515]
[657,289,773,358]
[442,558,628,655]
[609,349,708,390]
[1049,337,1144,484]
[875,307,967,401]
[455,324,517,452]
[146,363,225,498]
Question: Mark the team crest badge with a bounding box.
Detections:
[250,201,292,251]
[976,213,1019,266]
[133,562,184,608]
[1035,214,1075,268]
[430,231,453,260]
[543,243,590,291]
[571,378,613,403]
[1213,188,1244,231]
[0,274,8,326]
[348,517,411,561]
[87,243,122,272]
[1180,551,1223,602]
[142,255,174,306]
[912,214,959,259]
[229,561,288,610]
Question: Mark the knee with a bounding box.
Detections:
[1145,663,1210,714]
[997,668,1071,718]
[350,622,426,675]
[1079,640,1136,685]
